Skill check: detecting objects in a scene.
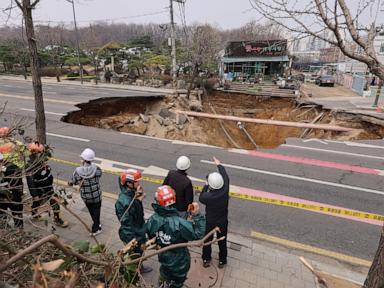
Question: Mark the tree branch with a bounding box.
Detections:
[126,227,223,265]
[0,234,110,273]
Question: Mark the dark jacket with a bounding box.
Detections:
[146,203,205,286]
[0,162,23,199]
[71,163,102,204]
[163,170,194,212]
[26,157,54,198]
[199,165,229,226]
[115,181,146,245]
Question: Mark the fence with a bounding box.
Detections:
[335,72,366,96]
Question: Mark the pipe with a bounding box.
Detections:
[173,110,355,132]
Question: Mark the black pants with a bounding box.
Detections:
[31,191,60,217]
[85,201,101,233]
[202,221,228,263]
[0,190,24,228]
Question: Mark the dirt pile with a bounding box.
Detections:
[63,91,384,149]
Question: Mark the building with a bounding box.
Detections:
[319,46,345,63]
[221,40,290,80]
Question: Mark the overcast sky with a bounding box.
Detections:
[2,0,261,29]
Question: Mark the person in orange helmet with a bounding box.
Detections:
[26,142,68,227]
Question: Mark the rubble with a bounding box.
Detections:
[63,91,384,150]
[139,113,149,123]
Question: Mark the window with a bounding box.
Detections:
[380,43,384,54]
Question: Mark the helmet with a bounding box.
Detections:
[176,156,191,171]
[207,172,224,190]
[120,169,142,186]
[28,142,44,154]
[155,185,176,207]
[80,148,95,162]
[0,127,10,137]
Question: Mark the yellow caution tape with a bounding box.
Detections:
[50,157,384,223]
[229,192,384,222]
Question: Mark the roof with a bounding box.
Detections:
[222,56,290,63]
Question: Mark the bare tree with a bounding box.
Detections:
[14,0,46,144]
[251,0,384,106]
[251,0,384,286]
[187,24,222,98]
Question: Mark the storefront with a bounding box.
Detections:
[221,40,289,81]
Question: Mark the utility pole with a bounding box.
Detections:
[170,0,177,89]
[69,0,84,84]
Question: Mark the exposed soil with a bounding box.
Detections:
[62,91,384,149]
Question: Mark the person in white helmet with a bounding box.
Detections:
[199,156,229,269]
[68,148,103,236]
[163,155,194,218]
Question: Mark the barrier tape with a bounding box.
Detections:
[50,157,384,222]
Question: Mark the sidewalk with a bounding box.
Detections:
[300,95,384,120]
[0,74,176,95]
[29,190,367,288]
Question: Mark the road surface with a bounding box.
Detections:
[0,77,383,262]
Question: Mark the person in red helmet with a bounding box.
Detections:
[146,185,205,288]
[115,169,152,273]
[26,142,68,227]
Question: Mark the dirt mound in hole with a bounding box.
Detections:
[62,91,384,149]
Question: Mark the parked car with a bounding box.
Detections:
[315,75,335,87]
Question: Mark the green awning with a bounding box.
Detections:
[222,56,289,63]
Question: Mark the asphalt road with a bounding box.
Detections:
[1,77,383,261]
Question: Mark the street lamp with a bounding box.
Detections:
[65,0,84,84]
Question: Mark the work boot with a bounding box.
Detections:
[32,214,43,221]
[218,260,227,269]
[54,218,69,228]
[140,265,153,274]
[54,213,68,228]
[202,259,211,268]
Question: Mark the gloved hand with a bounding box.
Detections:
[188,202,200,216]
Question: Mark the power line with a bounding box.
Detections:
[33,9,169,25]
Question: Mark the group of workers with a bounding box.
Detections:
[0,134,68,229]
[72,148,230,288]
[0,127,230,288]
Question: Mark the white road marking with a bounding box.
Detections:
[94,157,206,181]
[120,132,172,142]
[47,133,90,142]
[201,160,384,196]
[302,139,328,144]
[0,93,78,105]
[282,144,384,160]
[326,140,384,150]
[171,140,220,148]
[20,108,65,116]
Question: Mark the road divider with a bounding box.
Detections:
[51,157,384,225]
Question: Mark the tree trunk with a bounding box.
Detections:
[364,227,384,287]
[187,63,199,100]
[373,79,382,107]
[23,63,28,80]
[22,0,46,144]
